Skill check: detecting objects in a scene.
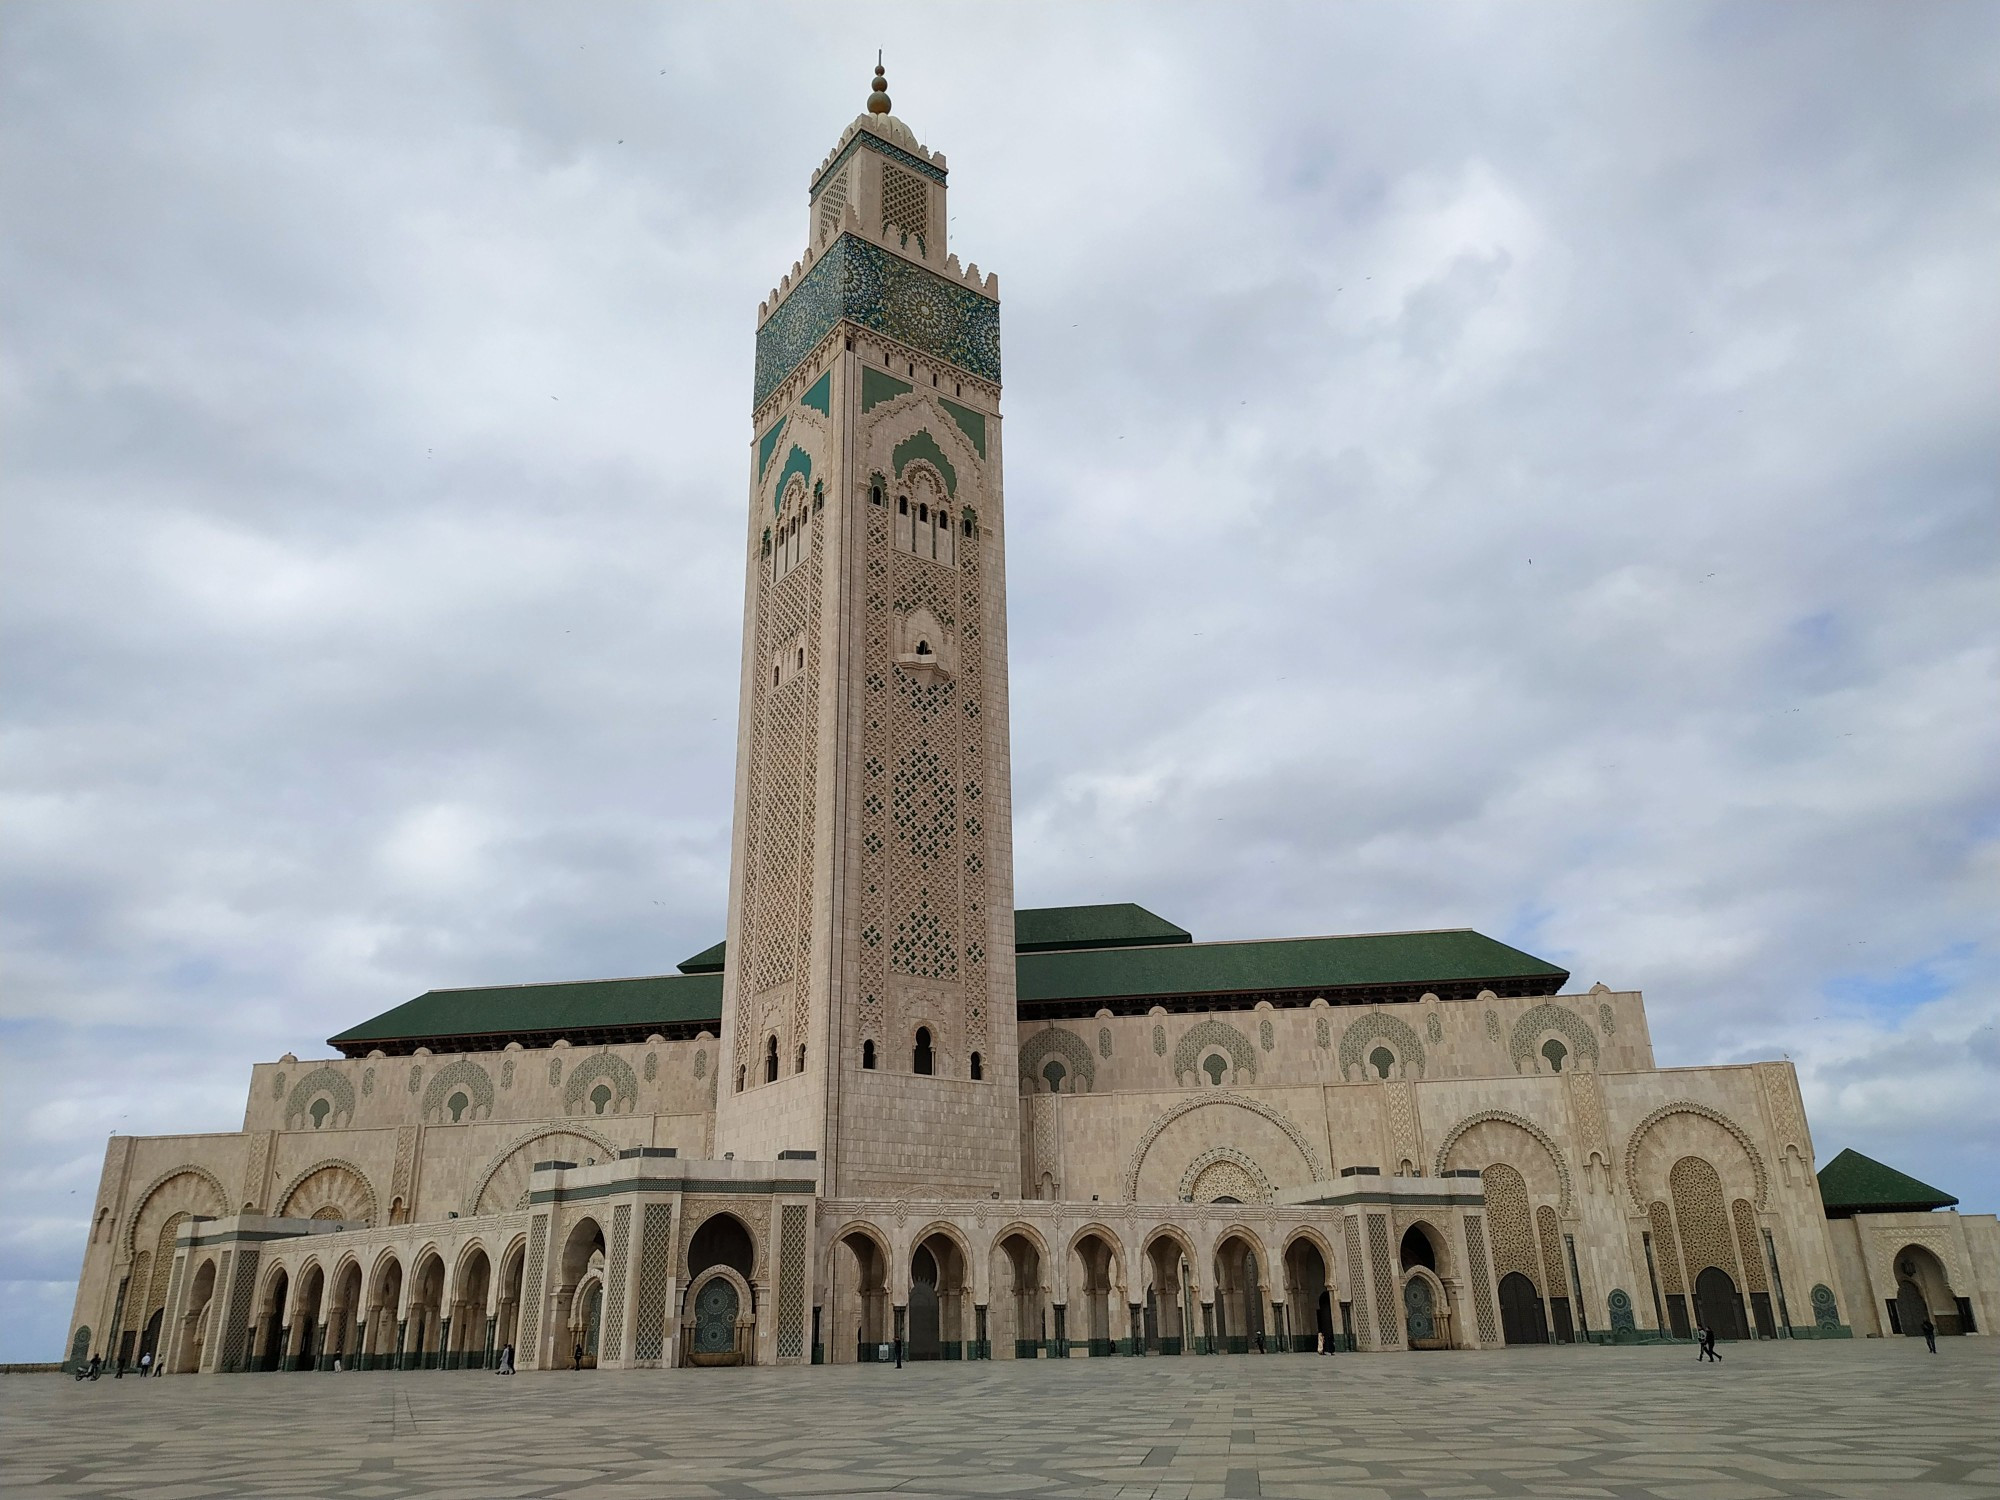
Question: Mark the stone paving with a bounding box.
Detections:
[3,1340,1995,1499]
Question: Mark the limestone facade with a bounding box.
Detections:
[61,70,1998,1378]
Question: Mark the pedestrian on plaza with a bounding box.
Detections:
[87,1354,102,1380]
[331,1354,342,1372]
[498,1343,515,1375]
[113,1354,125,1378]
[894,1336,903,1369]
[1254,1329,1265,1354]
[138,1351,152,1378]
[1315,1330,1326,1355]
[572,1341,583,1371]
[1921,1319,1937,1353]
[1701,1326,1721,1362]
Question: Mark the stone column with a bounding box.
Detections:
[315,1322,331,1371]
[1052,1303,1069,1358]
[1126,1303,1143,1356]
[1200,1301,1215,1355]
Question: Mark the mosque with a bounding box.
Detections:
[66,67,1995,1376]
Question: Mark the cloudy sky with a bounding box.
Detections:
[3,2,1996,1360]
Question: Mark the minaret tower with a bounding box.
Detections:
[713,65,1018,1199]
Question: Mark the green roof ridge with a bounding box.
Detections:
[1817,1147,1958,1214]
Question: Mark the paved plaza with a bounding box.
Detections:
[4,1340,1994,1500]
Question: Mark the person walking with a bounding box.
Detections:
[499,1342,515,1375]
[1701,1325,1721,1362]
[137,1350,152,1378]
[87,1353,102,1381]
[1921,1318,1937,1353]
[1315,1330,1326,1356]
[572,1340,583,1372]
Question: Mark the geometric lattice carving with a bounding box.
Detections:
[1535,1203,1568,1300]
[469,1126,620,1216]
[1648,1201,1685,1294]
[1366,1212,1401,1347]
[1173,1020,1256,1086]
[282,1069,356,1130]
[1669,1156,1734,1280]
[1732,1200,1769,1292]
[882,164,929,248]
[1019,1027,1094,1094]
[1342,1216,1370,1347]
[600,1204,632,1365]
[1482,1164,1539,1289]
[1338,1011,1425,1080]
[219,1249,259,1373]
[1120,1092,1324,1201]
[421,1060,494,1124]
[1810,1283,1839,1329]
[1509,1004,1599,1072]
[1607,1287,1636,1332]
[1182,1148,1272,1205]
[777,1203,808,1360]
[633,1204,675,1362]
[563,1053,639,1117]
[1433,1110,1574,1215]
[123,1166,228,1257]
[1624,1101,1768,1211]
[276,1160,378,1227]
[1463,1215,1499,1345]
[519,1215,550,1363]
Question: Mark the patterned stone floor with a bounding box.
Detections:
[3,1339,1995,1499]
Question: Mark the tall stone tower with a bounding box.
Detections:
[712,66,1018,1199]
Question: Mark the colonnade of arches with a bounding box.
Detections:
[819,1219,1380,1362]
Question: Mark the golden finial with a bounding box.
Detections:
[868,55,891,115]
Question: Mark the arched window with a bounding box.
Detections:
[969,1051,982,1081]
[1541,1038,1568,1073]
[871,485,883,507]
[1043,1059,1067,1093]
[1201,1054,1227,1086]
[898,496,909,515]
[446,1091,469,1123]
[309,1098,331,1129]
[795,1043,806,1074]
[735,1065,745,1093]
[772,663,780,686]
[812,480,823,511]
[913,1027,934,1075]
[797,646,805,669]
[764,1036,779,1084]
[590,1083,612,1115]
[1369,1046,1396,1079]
[862,1040,876,1070]
[963,516,974,537]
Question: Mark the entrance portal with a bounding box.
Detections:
[1693,1266,1748,1340]
[693,1279,739,1362]
[1404,1276,1436,1344]
[1497,1271,1548,1345]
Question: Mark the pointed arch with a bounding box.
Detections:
[276,1159,379,1227]
[1623,1101,1768,1211]
[123,1166,229,1256]
[466,1124,622,1215]
[1432,1109,1574,1215]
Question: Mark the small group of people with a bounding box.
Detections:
[494,1342,516,1374]
[1695,1325,1722,1361]
[75,1350,162,1380]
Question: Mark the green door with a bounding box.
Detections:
[694,1280,739,1358]
[1404,1277,1436,1344]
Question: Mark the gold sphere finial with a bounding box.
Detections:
[868,56,891,114]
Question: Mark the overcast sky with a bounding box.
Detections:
[3,2,1995,1361]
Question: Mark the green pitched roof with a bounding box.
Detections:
[1817,1148,1958,1217]
[328,972,723,1056]
[1016,928,1566,1008]
[336,914,1566,1054]
[1014,903,1191,953]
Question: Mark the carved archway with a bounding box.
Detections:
[1622,1101,1768,1210]
[1431,1110,1574,1215]
[123,1166,229,1256]
[1121,1093,1324,1201]
[467,1125,621,1215]
[276,1159,379,1227]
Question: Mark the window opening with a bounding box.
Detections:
[1369,1046,1396,1079]
[1043,1059,1066,1093]
[1541,1038,1568,1073]
[447,1092,469,1123]
[735,1065,745,1093]
[898,496,909,515]
[871,485,883,506]
[590,1083,612,1115]
[918,503,928,523]
[963,516,974,537]
[915,639,932,657]
[1201,1054,1227,1086]
[970,1051,983,1080]
[772,664,780,687]
[796,1044,807,1074]
[913,1027,934,1075]
[765,1036,779,1084]
[862,1040,876,1070]
[797,646,805,669]
[309,1098,330,1129]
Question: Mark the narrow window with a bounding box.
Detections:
[772,663,780,686]
[765,1035,779,1084]
[1043,1059,1067,1093]
[963,516,974,537]
[918,503,928,523]
[862,1039,876,1070]
[939,510,950,532]
[1369,1046,1395,1079]
[913,1027,934,1075]
[871,485,882,507]
[735,1065,745,1093]
[969,1051,983,1081]
[797,646,805,669]
[796,1043,806,1074]
[898,496,908,515]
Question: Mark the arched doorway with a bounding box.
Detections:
[1693,1266,1748,1341]
[1144,1234,1193,1355]
[834,1229,889,1362]
[1071,1233,1119,1356]
[556,1219,607,1369]
[1404,1275,1438,1346]
[1497,1271,1548,1345]
[1400,1225,1438,1273]
[288,1265,324,1371]
[450,1248,492,1369]
[682,1212,755,1366]
[1889,1245,1967,1335]
[993,1232,1046,1359]
[175,1258,218,1373]
[1283,1237,1332,1353]
[363,1256,402,1370]
[1213,1234,1266,1353]
[407,1255,446,1369]
[327,1260,363,1370]
[909,1232,969,1359]
[494,1240,526,1365]
[256,1268,289,1372]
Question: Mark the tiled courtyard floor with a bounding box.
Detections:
[3,1339,1994,1499]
